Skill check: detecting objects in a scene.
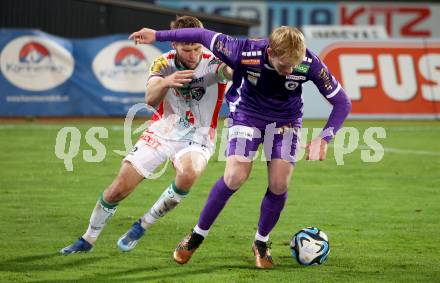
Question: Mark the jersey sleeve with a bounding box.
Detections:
[209,33,245,69]
[156,28,245,68]
[147,55,169,83]
[206,56,229,84]
[308,51,341,99]
[308,50,352,142]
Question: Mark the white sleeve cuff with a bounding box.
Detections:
[325,83,341,99]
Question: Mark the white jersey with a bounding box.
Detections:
[146,50,227,148]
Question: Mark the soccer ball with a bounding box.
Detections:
[290,227,330,265]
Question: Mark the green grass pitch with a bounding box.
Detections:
[0,119,439,282]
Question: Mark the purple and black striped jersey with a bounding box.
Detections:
[156,28,351,141]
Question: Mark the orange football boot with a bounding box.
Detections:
[252,240,273,269]
[173,231,204,264]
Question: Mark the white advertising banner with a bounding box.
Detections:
[302,25,388,40]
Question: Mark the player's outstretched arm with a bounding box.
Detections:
[130,27,218,52]
[129,28,157,45]
[130,27,243,69]
[146,70,194,107]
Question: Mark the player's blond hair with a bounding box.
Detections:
[269,26,306,65]
[171,16,204,29]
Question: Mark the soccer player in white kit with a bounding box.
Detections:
[60,16,232,254]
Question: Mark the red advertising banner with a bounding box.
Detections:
[339,3,440,38]
[321,42,440,116]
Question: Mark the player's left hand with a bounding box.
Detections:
[305,137,328,161]
[129,28,157,45]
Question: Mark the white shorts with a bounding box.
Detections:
[123,132,213,179]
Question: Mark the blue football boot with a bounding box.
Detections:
[117,219,145,252]
[60,237,93,254]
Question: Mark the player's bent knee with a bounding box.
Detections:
[224,171,248,190]
[268,181,288,195]
[105,177,134,203]
[104,188,124,204]
[175,169,198,191]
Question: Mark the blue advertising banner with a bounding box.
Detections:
[156,1,440,39]
[157,1,337,37]
[0,29,184,117]
[4,29,437,119]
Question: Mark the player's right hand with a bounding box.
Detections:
[304,137,328,161]
[129,28,157,45]
[164,70,194,88]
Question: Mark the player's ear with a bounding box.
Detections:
[267,47,272,57]
[171,42,177,50]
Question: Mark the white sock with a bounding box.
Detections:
[255,231,269,242]
[141,183,187,229]
[82,194,118,244]
[193,225,209,238]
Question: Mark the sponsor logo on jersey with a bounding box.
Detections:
[185,110,195,124]
[139,132,161,149]
[247,70,261,77]
[241,51,262,57]
[241,59,261,65]
[294,64,310,74]
[190,77,204,84]
[202,53,212,59]
[178,116,193,128]
[303,56,313,63]
[215,40,231,57]
[150,56,168,74]
[285,81,299,90]
[0,36,74,91]
[247,75,258,86]
[286,75,306,80]
[93,40,162,93]
[189,87,206,101]
[229,125,254,141]
[177,86,206,101]
[208,57,222,66]
[319,68,333,91]
[278,123,296,135]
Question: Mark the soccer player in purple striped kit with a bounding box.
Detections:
[130,25,351,268]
